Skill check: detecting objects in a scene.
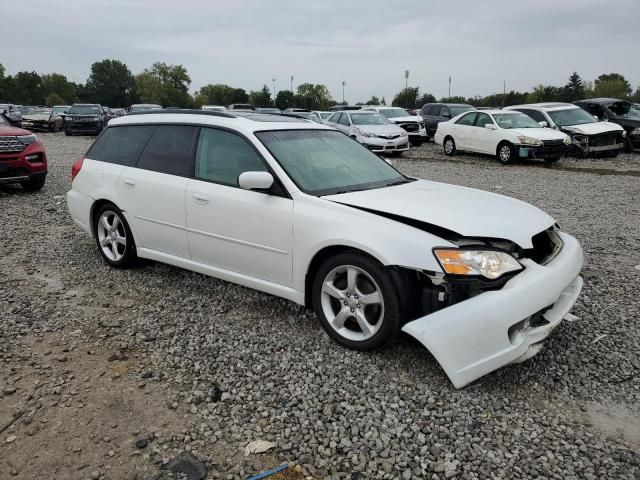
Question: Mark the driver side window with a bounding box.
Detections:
[474,113,493,128]
[195,128,267,187]
[338,113,351,126]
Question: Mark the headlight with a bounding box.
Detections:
[517,136,543,146]
[433,249,523,280]
[563,135,572,145]
[356,129,376,138]
[18,134,38,145]
[631,128,640,136]
[621,130,627,138]
[400,131,408,137]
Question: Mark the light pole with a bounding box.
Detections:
[448,76,451,98]
[290,75,294,93]
[404,70,409,107]
[342,81,346,104]
[272,78,276,104]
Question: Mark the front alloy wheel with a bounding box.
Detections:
[444,137,456,156]
[498,143,514,164]
[312,253,401,350]
[94,204,136,268]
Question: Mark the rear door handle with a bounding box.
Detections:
[123,179,135,188]
[192,193,209,205]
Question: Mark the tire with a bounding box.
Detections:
[623,137,634,153]
[311,251,402,351]
[497,142,515,164]
[21,174,46,192]
[65,130,72,136]
[93,203,137,268]
[443,136,456,156]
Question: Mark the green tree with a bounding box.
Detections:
[593,73,632,99]
[41,73,76,104]
[380,97,386,106]
[45,93,65,106]
[366,95,380,105]
[294,83,333,110]
[248,85,273,107]
[275,90,295,110]
[438,96,467,104]
[85,59,136,107]
[563,72,585,102]
[7,71,43,104]
[135,62,192,108]
[0,63,6,101]
[392,87,419,108]
[192,83,248,107]
[416,92,436,107]
[527,85,562,103]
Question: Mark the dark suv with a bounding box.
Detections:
[573,98,640,151]
[65,104,108,136]
[420,103,475,138]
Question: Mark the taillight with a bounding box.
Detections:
[71,157,84,181]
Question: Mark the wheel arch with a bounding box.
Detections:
[90,198,138,244]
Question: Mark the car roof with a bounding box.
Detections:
[577,98,623,104]
[424,103,473,107]
[508,102,579,111]
[109,110,333,135]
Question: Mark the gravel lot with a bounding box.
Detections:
[1,133,639,479]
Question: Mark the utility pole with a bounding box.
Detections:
[290,76,294,93]
[272,78,276,104]
[404,70,409,108]
[342,81,346,104]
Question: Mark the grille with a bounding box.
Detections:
[0,136,26,153]
[376,134,400,139]
[399,122,420,132]
[589,132,620,147]
[542,139,564,147]
[525,228,563,265]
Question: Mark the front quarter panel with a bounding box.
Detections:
[291,193,450,292]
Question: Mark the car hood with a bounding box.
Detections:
[509,127,567,140]
[323,179,554,248]
[561,122,623,135]
[22,113,51,121]
[389,115,423,123]
[0,125,32,136]
[356,124,406,135]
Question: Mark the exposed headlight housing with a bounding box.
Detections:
[18,134,38,145]
[563,135,572,145]
[517,136,543,146]
[433,249,523,280]
[621,130,627,138]
[631,128,640,136]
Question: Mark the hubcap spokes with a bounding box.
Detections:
[500,146,511,162]
[97,211,126,261]
[320,265,384,341]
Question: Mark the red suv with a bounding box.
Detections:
[0,113,47,191]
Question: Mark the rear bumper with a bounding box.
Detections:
[402,231,583,388]
[66,189,94,234]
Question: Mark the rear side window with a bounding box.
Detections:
[87,125,156,165]
[194,128,267,187]
[338,113,350,126]
[456,112,477,126]
[137,125,198,176]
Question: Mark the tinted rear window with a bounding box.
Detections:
[136,125,198,176]
[87,125,156,165]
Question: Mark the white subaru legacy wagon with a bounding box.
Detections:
[67,110,584,388]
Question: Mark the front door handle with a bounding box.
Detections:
[123,179,135,188]
[192,193,209,205]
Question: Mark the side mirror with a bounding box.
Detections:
[484,123,497,130]
[593,115,599,120]
[238,171,274,191]
[538,121,548,128]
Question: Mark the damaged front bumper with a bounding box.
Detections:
[402,231,583,388]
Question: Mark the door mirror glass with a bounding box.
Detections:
[484,123,497,130]
[538,121,548,128]
[238,171,274,191]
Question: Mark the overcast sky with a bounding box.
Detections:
[3,0,639,102]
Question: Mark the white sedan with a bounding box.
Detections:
[325,110,410,155]
[67,110,583,388]
[434,109,572,163]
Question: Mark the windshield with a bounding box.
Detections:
[493,113,540,129]
[548,108,596,127]
[70,105,101,114]
[350,113,390,125]
[21,107,40,114]
[130,104,162,112]
[318,112,332,119]
[52,107,67,114]
[451,106,474,116]
[294,112,322,123]
[378,108,411,119]
[0,114,7,125]
[606,101,640,119]
[255,130,410,195]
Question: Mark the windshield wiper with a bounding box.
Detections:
[385,178,414,187]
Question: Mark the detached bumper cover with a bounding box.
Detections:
[402,231,583,388]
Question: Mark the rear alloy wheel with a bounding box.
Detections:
[312,253,401,350]
[443,137,456,156]
[497,143,514,164]
[94,204,136,268]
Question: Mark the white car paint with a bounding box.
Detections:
[362,106,427,143]
[325,111,410,153]
[67,111,583,388]
[434,109,570,159]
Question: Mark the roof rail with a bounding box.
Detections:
[126,109,237,118]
